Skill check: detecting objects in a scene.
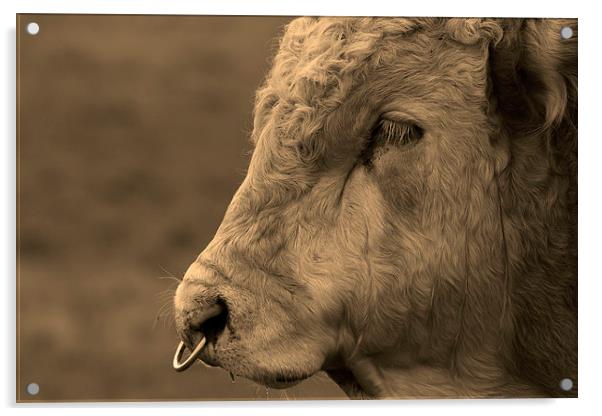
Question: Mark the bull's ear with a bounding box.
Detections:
[488,19,577,133]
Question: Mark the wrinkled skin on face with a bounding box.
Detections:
[174,17,577,398]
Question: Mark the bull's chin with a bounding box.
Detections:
[197,345,316,390]
[261,375,308,389]
[202,351,364,395]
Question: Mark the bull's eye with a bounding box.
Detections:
[361,119,423,167]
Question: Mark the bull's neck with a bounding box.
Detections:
[326,357,545,399]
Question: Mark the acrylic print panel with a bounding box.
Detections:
[16,14,578,401]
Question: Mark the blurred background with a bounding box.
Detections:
[17,14,344,401]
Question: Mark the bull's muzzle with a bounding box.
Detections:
[172,288,228,372]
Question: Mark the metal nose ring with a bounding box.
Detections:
[172,336,206,372]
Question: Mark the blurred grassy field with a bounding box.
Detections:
[17,14,345,401]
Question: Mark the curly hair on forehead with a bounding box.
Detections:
[254,17,506,121]
[262,18,492,94]
[250,17,507,167]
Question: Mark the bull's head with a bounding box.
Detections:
[173,17,577,398]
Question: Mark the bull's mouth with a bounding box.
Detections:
[173,338,312,388]
[261,372,312,389]
[262,379,304,389]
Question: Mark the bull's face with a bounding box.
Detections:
[173,17,576,396]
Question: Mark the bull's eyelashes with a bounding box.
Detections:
[360,119,424,168]
[373,119,423,146]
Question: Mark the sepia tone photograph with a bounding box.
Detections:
[16,14,577,401]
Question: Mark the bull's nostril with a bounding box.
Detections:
[175,289,231,368]
[197,299,229,344]
[174,299,230,371]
